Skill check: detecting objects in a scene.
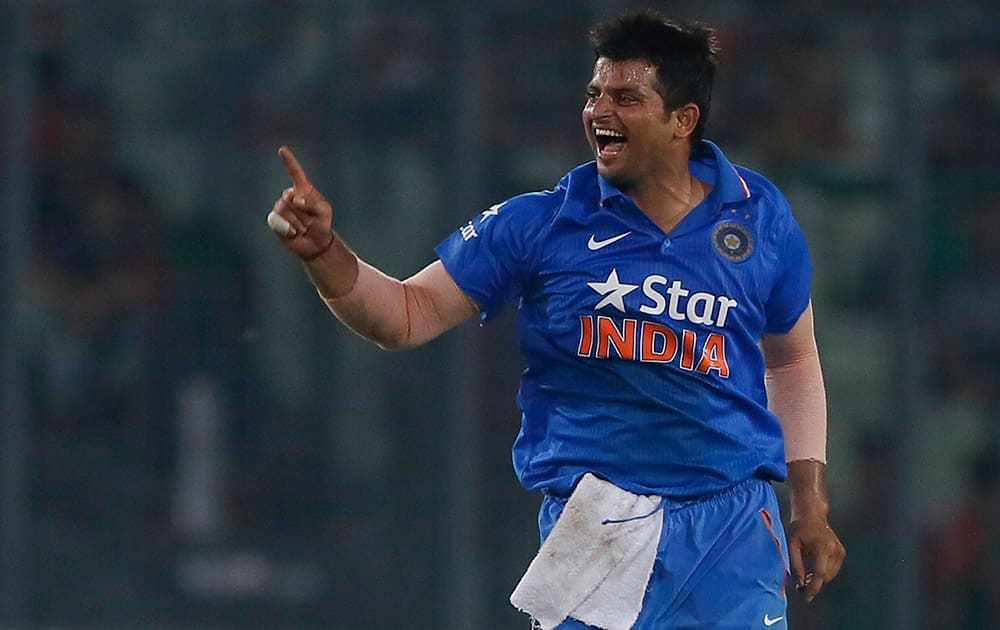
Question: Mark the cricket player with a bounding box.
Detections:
[266,10,844,629]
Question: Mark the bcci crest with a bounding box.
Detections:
[712,222,753,262]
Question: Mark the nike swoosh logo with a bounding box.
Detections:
[587,231,632,250]
[763,614,784,626]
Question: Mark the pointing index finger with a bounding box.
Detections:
[278,146,311,190]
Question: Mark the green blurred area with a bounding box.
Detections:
[2,1,999,628]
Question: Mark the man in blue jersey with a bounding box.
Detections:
[266,10,844,629]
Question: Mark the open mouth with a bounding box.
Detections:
[594,127,628,158]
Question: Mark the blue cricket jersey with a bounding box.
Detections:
[435,140,812,499]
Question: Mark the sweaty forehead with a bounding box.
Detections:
[591,57,658,90]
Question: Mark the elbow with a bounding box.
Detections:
[373,337,414,352]
[336,309,418,351]
[369,326,420,351]
[334,279,436,351]
[372,282,428,350]
[765,349,818,375]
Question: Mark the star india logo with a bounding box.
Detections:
[579,268,737,377]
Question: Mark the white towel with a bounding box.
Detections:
[510,473,664,630]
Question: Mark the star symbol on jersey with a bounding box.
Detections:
[480,203,502,223]
[587,268,638,312]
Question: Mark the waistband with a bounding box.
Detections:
[544,475,771,511]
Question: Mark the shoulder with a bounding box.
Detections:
[726,165,812,269]
[488,162,599,229]
[734,165,793,218]
[732,164,806,245]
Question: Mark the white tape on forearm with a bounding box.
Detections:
[765,355,828,463]
[267,211,293,237]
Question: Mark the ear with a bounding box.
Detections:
[671,103,701,139]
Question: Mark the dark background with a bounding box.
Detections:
[2,1,998,628]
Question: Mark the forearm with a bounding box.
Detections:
[315,257,414,349]
[785,459,830,521]
[763,315,830,515]
[765,348,827,464]
[762,306,844,596]
[767,354,830,516]
[305,235,476,349]
[302,231,360,299]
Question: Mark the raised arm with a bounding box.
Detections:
[267,146,478,349]
[760,302,846,601]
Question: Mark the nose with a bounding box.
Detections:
[585,92,613,118]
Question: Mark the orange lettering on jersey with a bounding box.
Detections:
[596,316,636,360]
[696,332,730,377]
[679,329,697,371]
[575,315,731,379]
[639,321,678,363]
[578,315,594,356]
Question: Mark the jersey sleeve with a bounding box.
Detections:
[434,188,557,323]
[763,196,813,335]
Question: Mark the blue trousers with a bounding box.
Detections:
[537,478,789,630]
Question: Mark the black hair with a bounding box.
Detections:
[590,10,719,143]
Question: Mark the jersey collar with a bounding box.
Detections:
[597,139,751,207]
[691,140,752,205]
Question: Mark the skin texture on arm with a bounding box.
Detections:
[266,146,478,350]
[760,302,846,602]
[316,258,478,350]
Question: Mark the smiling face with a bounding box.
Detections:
[582,57,696,191]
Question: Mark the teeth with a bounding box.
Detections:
[594,128,625,139]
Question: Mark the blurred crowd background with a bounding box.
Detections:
[1,1,999,628]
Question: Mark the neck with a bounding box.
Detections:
[628,168,707,234]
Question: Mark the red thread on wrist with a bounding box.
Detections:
[302,233,336,262]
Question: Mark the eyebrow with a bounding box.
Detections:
[586,84,646,98]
